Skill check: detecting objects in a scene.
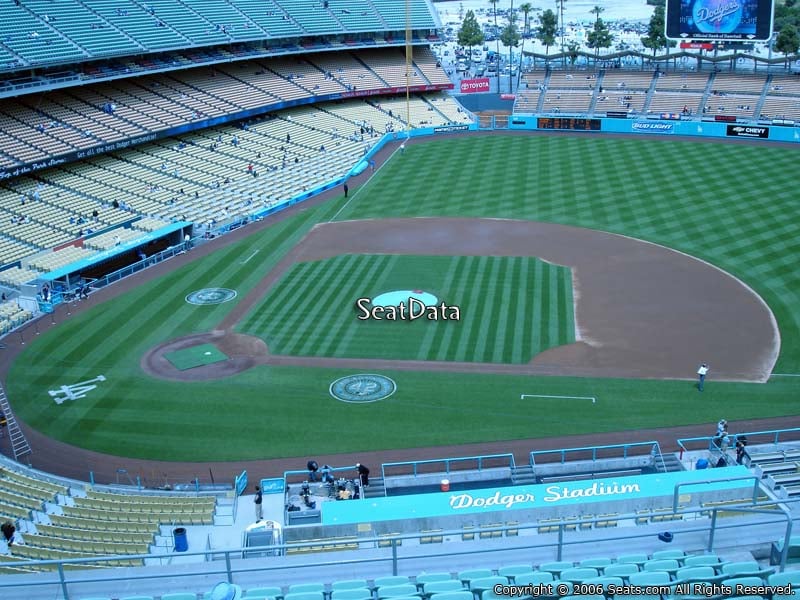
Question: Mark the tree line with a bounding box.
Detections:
[456,1,800,75]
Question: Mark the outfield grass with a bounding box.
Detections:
[6,135,800,461]
[238,254,574,363]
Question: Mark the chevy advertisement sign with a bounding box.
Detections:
[632,121,674,134]
[460,77,490,94]
[727,125,769,138]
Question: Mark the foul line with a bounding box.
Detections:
[770,373,800,377]
[241,249,259,264]
[520,393,596,404]
[328,144,402,223]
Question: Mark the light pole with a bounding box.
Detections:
[557,0,566,67]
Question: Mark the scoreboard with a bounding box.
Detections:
[665,0,774,42]
[537,118,602,131]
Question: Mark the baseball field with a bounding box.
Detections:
[6,134,800,464]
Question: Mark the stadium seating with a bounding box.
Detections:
[369,0,437,30]
[0,46,453,168]
[0,89,468,273]
[0,301,34,333]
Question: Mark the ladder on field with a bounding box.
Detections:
[0,385,31,461]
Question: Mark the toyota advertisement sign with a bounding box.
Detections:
[460,77,490,94]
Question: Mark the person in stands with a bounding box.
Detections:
[356,462,370,487]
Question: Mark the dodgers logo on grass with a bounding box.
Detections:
[185,288,237,305]
[330,374,396,403]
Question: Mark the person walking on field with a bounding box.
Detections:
[697,363,709,392]
[343,183,348,198]
[254,485,263,521]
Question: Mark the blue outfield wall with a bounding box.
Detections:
[508,115,800,143]
[322,465,752,525]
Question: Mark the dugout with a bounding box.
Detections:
[21,221,192,311]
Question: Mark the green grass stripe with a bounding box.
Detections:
[528,259,544,358]
[277,255,364,354]
[471,257,504,362]
[491,258,514,363]
[315,254,396,357]
[511,257,528,364]
[242,260,320,336]
[416,255,462,360]
[433,256,467,362]
[451,256,489,362]
[291,254,374,355]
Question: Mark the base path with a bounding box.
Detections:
[144,217,778,383]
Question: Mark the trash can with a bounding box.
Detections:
[440,479,450,492]
[173,527,188,552]
[695,458,709,470]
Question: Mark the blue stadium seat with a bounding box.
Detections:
[284,592,325,600]
[288,584,325,594]
[513,572,554,586]
[427,593,476,600]
[482,592,531,600]
[583,576,622,588]
[457,570,493,587]
[720,562,774,579]
[651,549,686,562]
[559,568,599,583]
[377,584,419,600]
[642,559,680,576]
[603,564,639,579]
[673,566,726,584]
[538,562,573,577]
[617,554,648,567]
[468,576,508,596]
[578,558,612,569]
[415,573,454,591]
[373,577,411,590]
[682,555,724,569]
[332,581,369,591]
[161,594,198,600]
[721,576,766,589]
[331,589,372,600]
[629,571,670,587]
[245,588,284,599]
[497,564,533,580]
[768,571,800,588]
[421,581,464,596]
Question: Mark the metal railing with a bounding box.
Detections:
[677,427,800,455]
[530,441,662,467]
[381,453,516,481]
[1,496,797,600]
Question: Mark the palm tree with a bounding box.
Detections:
[489,0,500,90]
[517,3,532,88]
